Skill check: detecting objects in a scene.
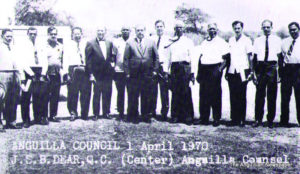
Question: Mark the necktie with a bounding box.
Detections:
[77,42,84,64]
[287,39,296,56]
[138,39,143,51]
[264,36,269,61]
[34,49,39,64]
[157,36,161,49]
[7,44,11,51]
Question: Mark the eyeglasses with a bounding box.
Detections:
[50,33,57,36]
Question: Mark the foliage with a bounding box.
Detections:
[175,3,209,34]
[14,0,74,26]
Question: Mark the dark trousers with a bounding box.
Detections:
[228,73,248,123]
[32,79,49,122]
[67,66,91,118]
[114,72,126,114]
[152,66,169,116]
[199,64,222,122]
[48,73,61,118]
[0,72,20,124]
[280,64,300,124]
[127,75,154,120]
[93,78,112,115]
[170,62,194,121]
[254,62,277,123]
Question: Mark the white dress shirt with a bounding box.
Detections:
[0,42,18,71]
[228,34,253,74]
[169,36,194,67]
[98,38,107,60]
[199,36,229,64]
[113,37,127,72]
[281,37,300,64]
[64,39,87,68]
[151,34,172,72]
[16,38,48,79]
[253,34,281,61]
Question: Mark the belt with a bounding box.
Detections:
[172,61,190,65]
[69,65,85,68]
[0,70,18,73]
[258,61,277,65]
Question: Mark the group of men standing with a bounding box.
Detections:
[0,19,299,132]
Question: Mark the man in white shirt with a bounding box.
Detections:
[195,23,230,127]
[19,27,49,127]
[45,26,64,123]
[151,20,171,121]
[279,22,300,127]
[64,27,91,121]
[168,21,194,124]
[227,21,253,127]
[252,20,281,128]
[0,29,21,129]
[112,26,131,120]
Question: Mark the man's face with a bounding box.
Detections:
[97,28,106,40]
[28,29,37,42]
[175,26,183,37]
[3,31,13,44]
[289,24,299,39]
[121,28,130,39]
[48,29,58,42]
[155,22,165,36]
[233,23,243,36]
[262,21,272,36]
[135,26,145,40]
[73,29,82,42]
[208,27,217,39]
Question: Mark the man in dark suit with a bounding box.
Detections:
[85,26,114,120]
[124,24,159,123]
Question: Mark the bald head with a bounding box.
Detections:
[135,24,146,40]
[96,25,106,40]
[121,25,131,41]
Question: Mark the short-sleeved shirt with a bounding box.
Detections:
[253,34,281,61]
[281,37,300,64]
[151,34,172,72]
[199,36,229,64]
[228,34,253,74]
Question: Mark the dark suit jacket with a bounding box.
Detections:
[124,38,159,77]
[85,38,114,80]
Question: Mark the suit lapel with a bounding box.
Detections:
[105,41,110,60]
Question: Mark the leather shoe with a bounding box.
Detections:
[227,121,239,127]
[0,123,5,132]
[103,113,112,119]
[49,117,60,122]
[93,115,99,121]
[279,122,289,127]
[23,122,30,128]
[239,121,246,127]
[268,122,274,128]
[7,123,21,129]
[252,121,261,128]
[170,117,179,123]
[212,120,220,127]
[40,117,49,125]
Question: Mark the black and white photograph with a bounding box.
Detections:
[0,0,299,173]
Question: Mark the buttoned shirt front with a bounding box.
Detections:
[64,39,87,68]
[228,34,253,74]
[151,34,172,72]
[113,37,127,72]
[170,36,194,62]
[199,36,229,64]
[16,38,48,79]
[281,36,300,64]
[0,41,18,71]
[253,34,281,62]
[45,41,63,67]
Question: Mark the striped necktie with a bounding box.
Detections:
[287,39,296,56]
[264,36,269,61]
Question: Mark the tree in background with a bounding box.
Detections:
[14,0,74,26]
[175,3,210,34]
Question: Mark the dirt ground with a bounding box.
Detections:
[0,79,299,173]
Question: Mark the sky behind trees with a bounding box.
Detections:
[0,0,299,33]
